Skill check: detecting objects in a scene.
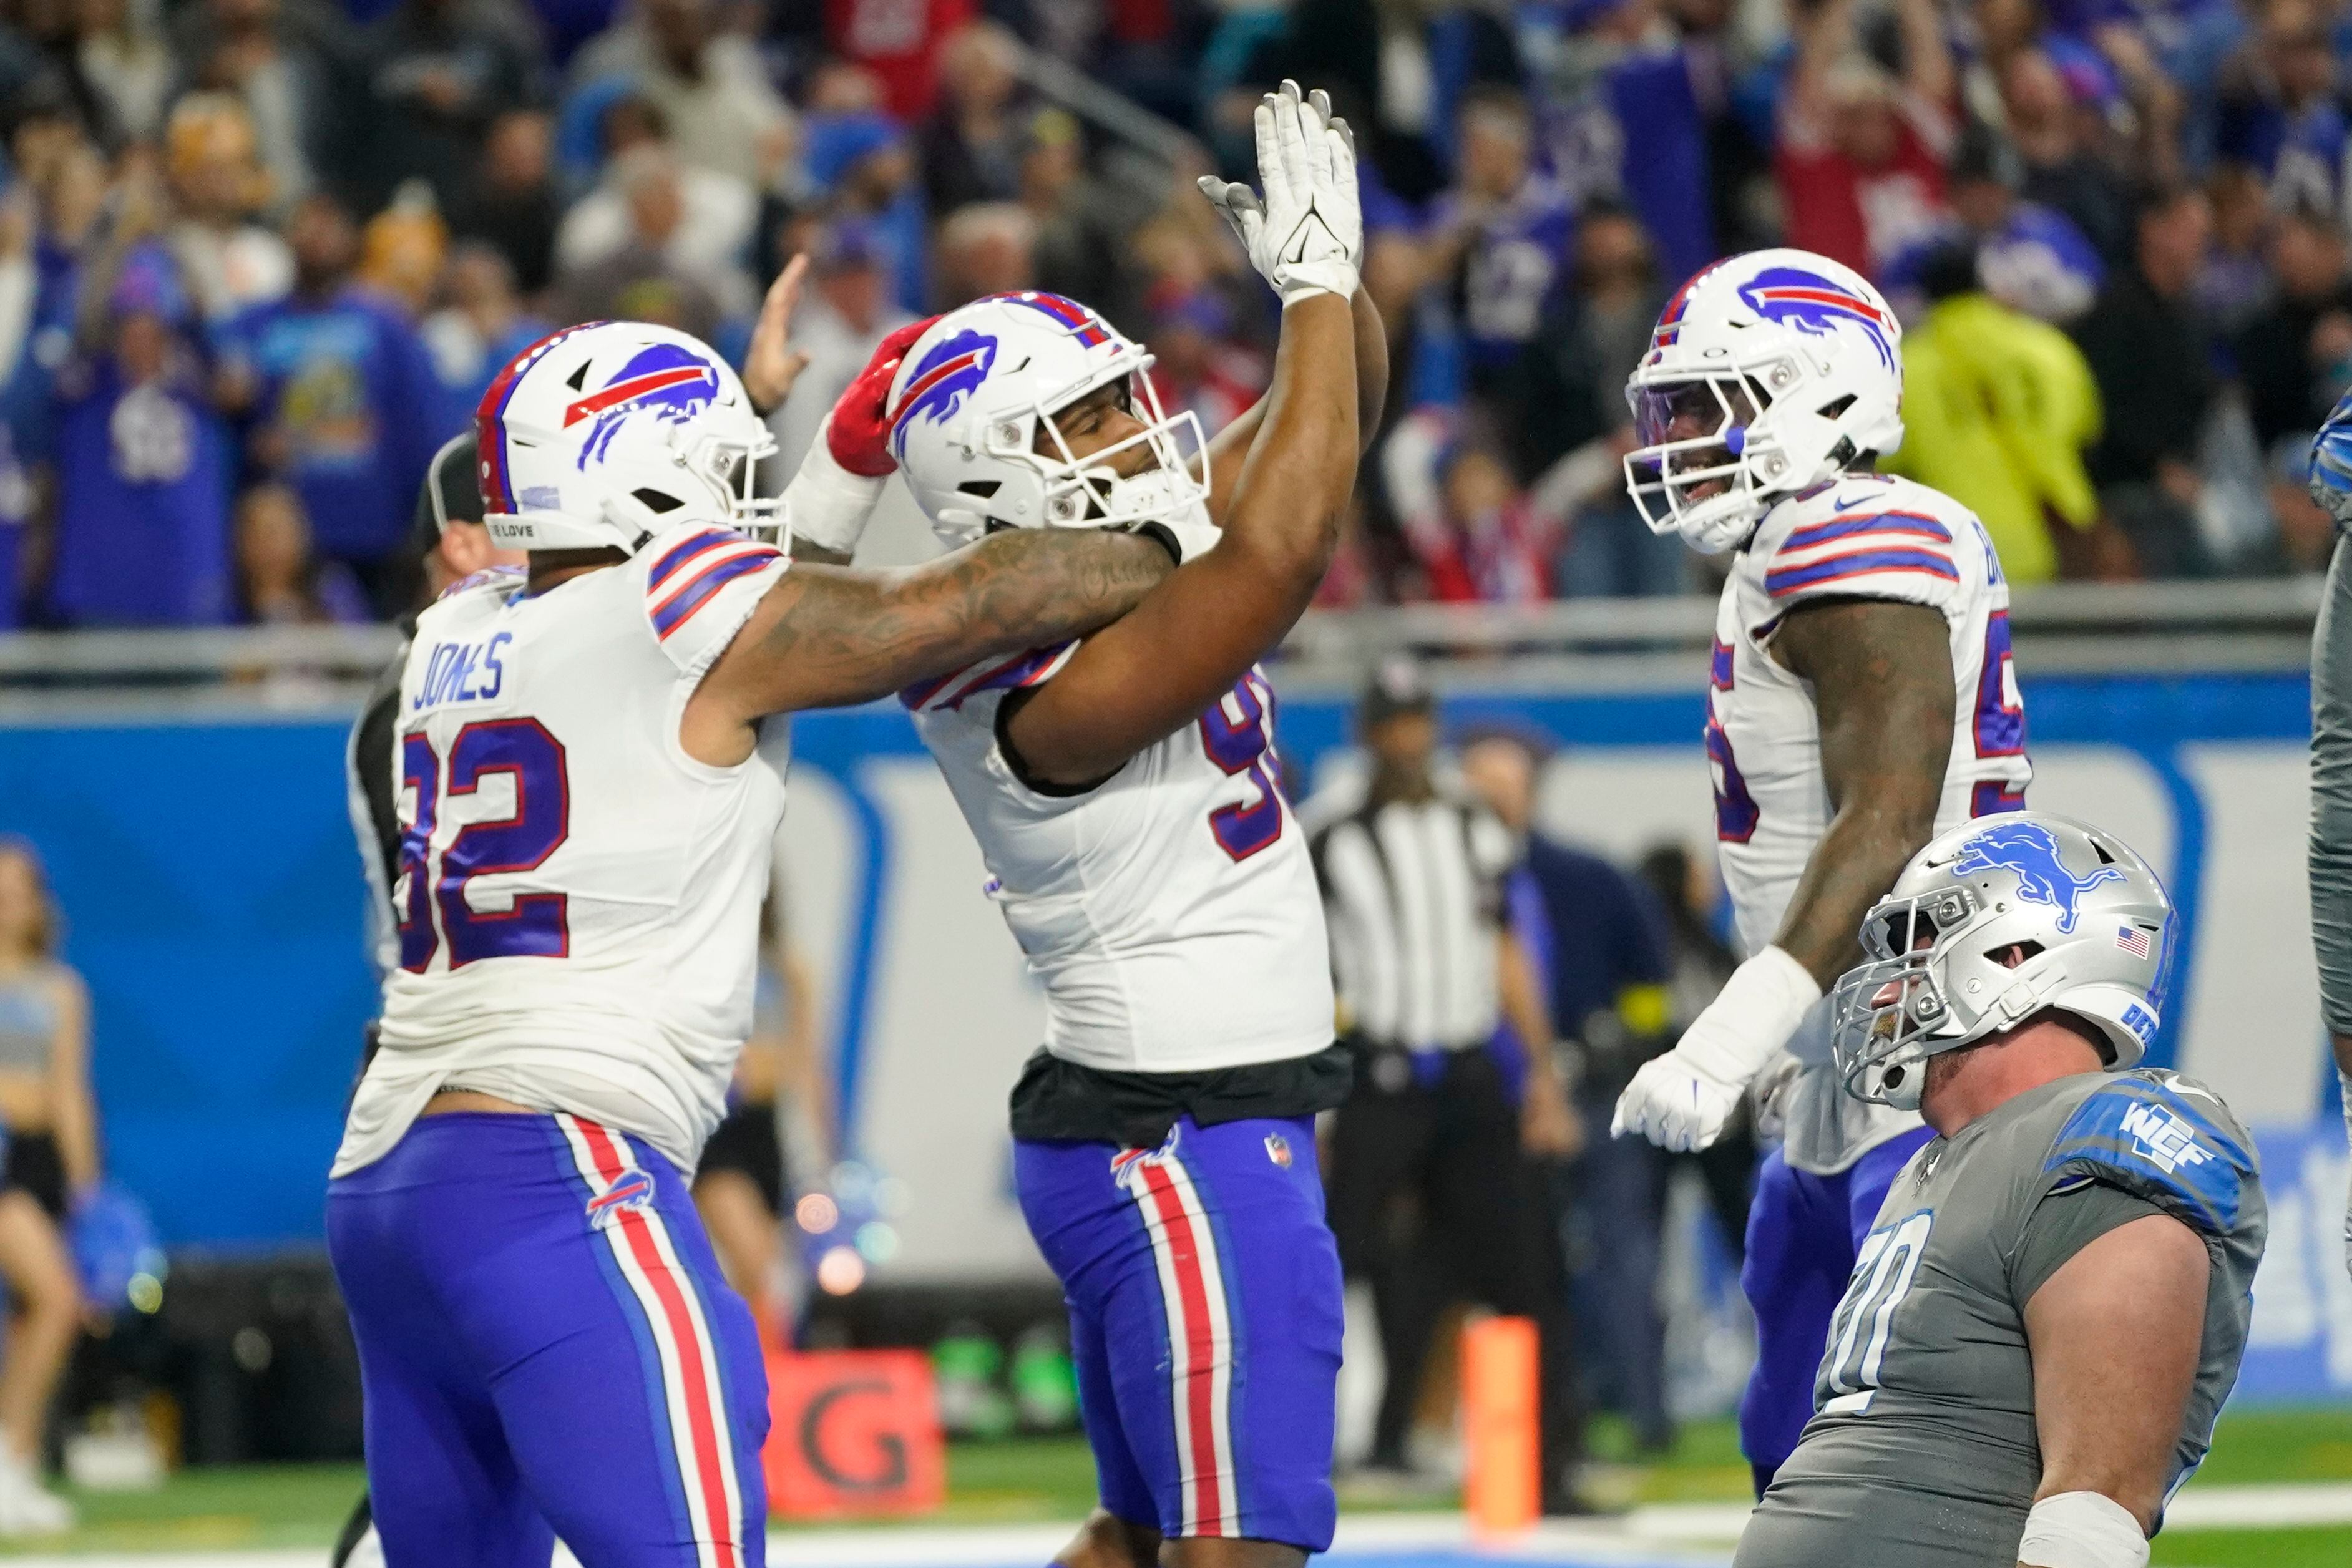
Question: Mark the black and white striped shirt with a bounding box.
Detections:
[1310,795,1517,1053]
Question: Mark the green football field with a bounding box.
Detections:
[7,1408,2349,1559]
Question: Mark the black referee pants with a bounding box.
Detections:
[1326,1043,1582,1486]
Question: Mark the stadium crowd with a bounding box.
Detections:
[0,0,2343,626]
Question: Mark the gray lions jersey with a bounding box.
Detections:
[1735,1068,2265,1568]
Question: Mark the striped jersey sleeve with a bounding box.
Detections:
[1755,499,1966,613]
[635,523,789,676]
[899,641,1080,714]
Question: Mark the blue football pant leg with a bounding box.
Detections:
[1736,1148,1850,1489]
[1064,1267,1160,1532]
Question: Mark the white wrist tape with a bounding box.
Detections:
[2018,1491,2149,1568]
[1676,945,1822,1088]
[2340,1068,2351,1277]
[780,416,887,557]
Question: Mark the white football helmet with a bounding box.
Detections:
[887,291,1209,548]
[475,320,778,552]
[1624,248,1906,553]
[1829,812,2175,1111]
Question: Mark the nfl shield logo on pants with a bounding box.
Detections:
[1264,1134,1292,1168]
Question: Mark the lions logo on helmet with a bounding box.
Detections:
[476,321,778,553]
[1828,812,2174,1111]
[887,291,1209,548]
[1625,248,1906,555]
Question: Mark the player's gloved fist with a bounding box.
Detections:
[826,315,940,478]
[1612,1051,1746,1152]
[1611,945,1822,1152]
[1195,80,1359,308]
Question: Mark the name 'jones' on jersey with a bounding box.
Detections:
[1706,474,2032,953]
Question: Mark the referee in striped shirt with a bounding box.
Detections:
[1312,659,1585,1506]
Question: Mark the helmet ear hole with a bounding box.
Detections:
[633,487,684,514]
[1817,393,1856,418]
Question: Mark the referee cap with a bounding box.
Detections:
[1360,656,1434,726]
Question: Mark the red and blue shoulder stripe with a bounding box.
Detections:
[644,530,782,641]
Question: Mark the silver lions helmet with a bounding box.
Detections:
[1829,812,2175,1111]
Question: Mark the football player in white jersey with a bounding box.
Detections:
[796,85,1372,1568]
[1605,249,2034,1493]
[324,284,1189,1564]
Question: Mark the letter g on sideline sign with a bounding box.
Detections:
[764,1350,946,1518]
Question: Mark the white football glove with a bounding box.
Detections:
[1196,80,1360,308]
[1612,946,1822,1152]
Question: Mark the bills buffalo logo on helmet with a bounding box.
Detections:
[564,343,721,467]
[889,329,999,460]
[1735,266,1897,369]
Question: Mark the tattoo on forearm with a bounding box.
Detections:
[761,530,1171,705]
[1773,599,1956,982]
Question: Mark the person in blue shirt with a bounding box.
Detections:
[215,192,444,615]
[1427,90,1575,401]
[1458,730,1684,1451]
[46,244,237,628]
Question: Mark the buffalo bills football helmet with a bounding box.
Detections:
[475,321,777,552]
[886,291,1209,548]
[1830,812,2174,1110]
[1625,248,1906,553]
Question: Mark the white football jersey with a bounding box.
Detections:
[334,522,793,1177]
[907,655,1335,1075]
[1709,472,2032,1171]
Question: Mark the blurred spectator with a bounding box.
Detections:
[1397,442,1565,604]
[0,839,97,1532]
[918,19,1030,213]
[1884,243,2103,587]
[422,241,549,413]
[549,144,734,341]
[2071,183,2217,577]
[1426,90,1571,402]
[1023,108,1129,328]
[361,0,541,207]
[1881,130,2104,326]
[1141,280,1263,437]
[762,218,913,478]
[934,200,1033,306]
[446,109,561,294]
[78,0,175,144]
[1506,206,1684,598]
[803,109,928,313]
[2001,47,2134,267]
[2237,198,2352,459]
[1458,730,1676,1451]
[823,0,974,123]
[176,0,351,212]
[161,94,294,324]
[358,183,451,316]
[46,245,235,628]
[232,480,368,623]
[555,97,756,288]
[570,0,792,192]
[2197,163,2273,341]
[2216,0,2345,221]
[1775,0,1954,278]
[215,193,445,610]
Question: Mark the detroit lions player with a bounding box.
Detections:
[2305,387,2352,1285]
[1608,248,2035,1491]
[799,85,1375,1568]
[324,290,1182,1565]
[1737,812,2263,1568]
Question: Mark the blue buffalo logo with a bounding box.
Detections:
[1949,821,2125,935]
[564,343,720,467]
[889,329,998,458]
[1737,266,1896,370]
[585,1169,655,1231]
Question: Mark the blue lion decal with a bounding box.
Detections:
[890,329,999,459]
[1949,821,2125,934]
[565,343,720,468]
[1736,266,1896,370]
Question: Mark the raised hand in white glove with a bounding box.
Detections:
[1612,946,1822,1152]
[1195,80,1360,307]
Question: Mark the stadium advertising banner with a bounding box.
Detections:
[0,668,2345,1402]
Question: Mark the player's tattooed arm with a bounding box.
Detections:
[695,527,1172,728]
[1769,598,1956,987]
[1196,286,1385,528]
